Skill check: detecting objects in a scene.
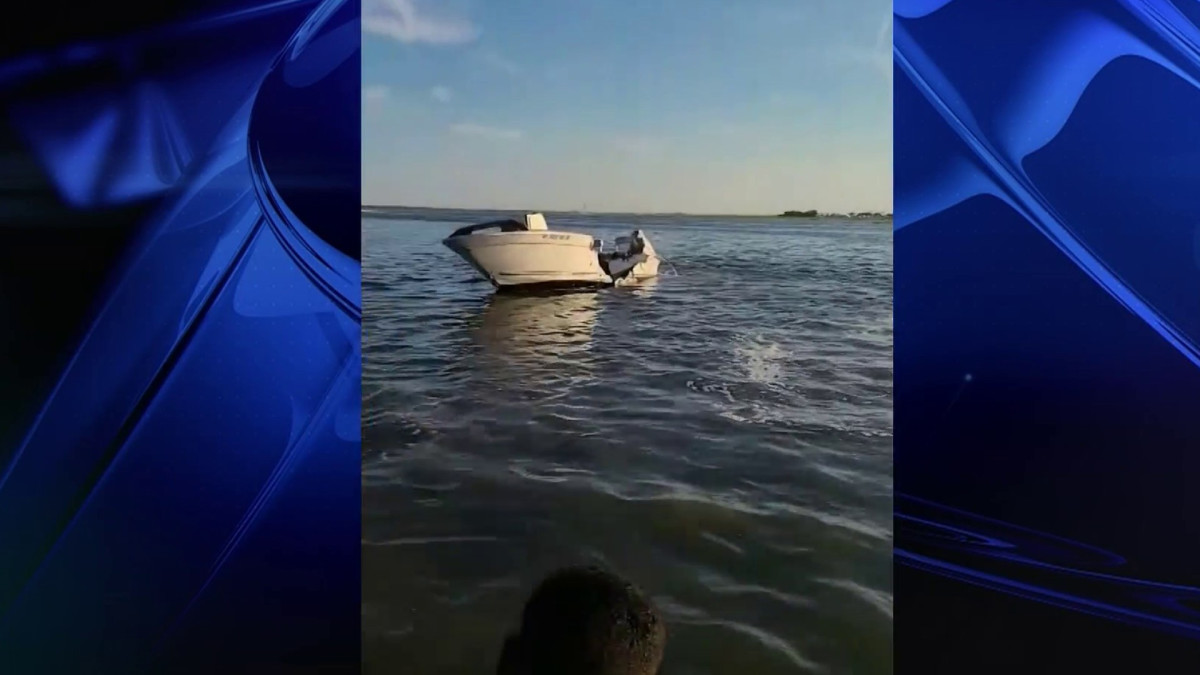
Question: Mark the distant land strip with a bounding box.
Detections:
[778,209,892,220]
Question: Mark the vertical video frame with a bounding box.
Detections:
[361,0,894,673]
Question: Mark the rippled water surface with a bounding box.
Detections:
[362,208,893,674]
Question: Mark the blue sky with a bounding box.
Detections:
[362,0,892,214]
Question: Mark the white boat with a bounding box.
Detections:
[443,212,661,290]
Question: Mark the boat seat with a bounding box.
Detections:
[524,213,548,230]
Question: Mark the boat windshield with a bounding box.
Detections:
[447,219,527,238]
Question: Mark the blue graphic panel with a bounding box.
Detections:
[0,0,360,672]
[895,0,1200,669]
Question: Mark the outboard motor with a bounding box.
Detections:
[627,230,647,255]
[632,230,656,257]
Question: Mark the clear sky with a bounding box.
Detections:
[362,0,892,215]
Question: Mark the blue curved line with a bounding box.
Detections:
[150,348,359,658]
[248,138,360,320]
[0,84,262,498]
[0,218,268,624]
[897,493,1127,563]
[1127,0,1200,66]
[898,516,1200,594]
[896,550,1200,639]
[0,0,322,91]
[894,17,1200,368]
[243,0,359,320]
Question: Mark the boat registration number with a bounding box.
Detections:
[542,234,571,240]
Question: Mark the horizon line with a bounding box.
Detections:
[361,204,894,218]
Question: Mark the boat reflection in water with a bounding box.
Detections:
[618,275,660,297]
[471,291,602,384]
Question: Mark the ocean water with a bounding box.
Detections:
[362,208,893,674]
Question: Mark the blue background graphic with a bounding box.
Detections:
[895,0,1200,670]
[0,0,360,672]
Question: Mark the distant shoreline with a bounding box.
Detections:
[778,209,892,220]
[362,204,892,221]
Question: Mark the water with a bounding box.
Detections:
[362,208,893,674]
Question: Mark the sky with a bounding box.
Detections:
[362,0,892,215]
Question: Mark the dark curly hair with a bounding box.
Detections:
[497,566,667,675]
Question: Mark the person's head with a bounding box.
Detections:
[497,566,667,675]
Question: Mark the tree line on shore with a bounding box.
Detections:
[779,209,892,220]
